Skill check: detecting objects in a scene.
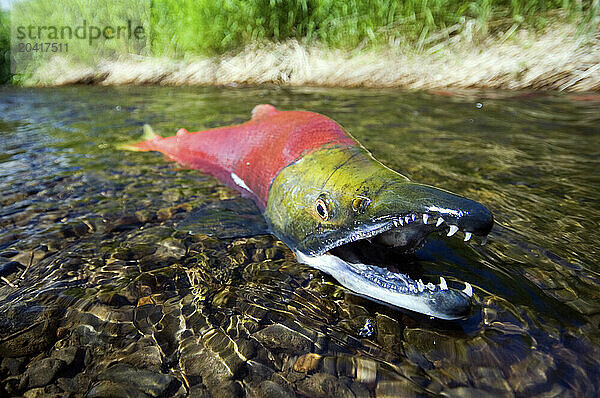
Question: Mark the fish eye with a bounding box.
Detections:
[315,197,329,221]
[352,196,370,214]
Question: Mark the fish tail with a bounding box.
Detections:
[117,124,163,151]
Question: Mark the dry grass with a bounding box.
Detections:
[28,21,600,91]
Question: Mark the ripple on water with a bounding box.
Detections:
[0,86,599,397]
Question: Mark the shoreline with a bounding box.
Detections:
[23,23,600,91]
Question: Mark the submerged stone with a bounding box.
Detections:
[96,363,180,397]
[86,380,150,398]
[293,353,322,373]
[355,357,378,384]
[253,324,313,353]
[296,373,354,398]
[0,357,28,378]
[180,342,242,391]
[119,346,163,373]
[0,306,62,357]
[0,260,24,278]
[19,358,66,390]
[375,379,421,398]
[51,346,85,368]
[257,380,296,398]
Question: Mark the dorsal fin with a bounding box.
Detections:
[251,104,278,120]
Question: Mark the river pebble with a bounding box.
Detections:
[293,353,322,373]
[0,305,61,357]
[375,379,420,398]
[256,380,296,398]
[19,358,65,390]
[96,363,181,397]
[0,357,28,378]
[86,380,150,398]
[253,324,313,353]
[50,346,85,368]
[296,373,354,398]
[355,357,378,384]
[180,342,238,391]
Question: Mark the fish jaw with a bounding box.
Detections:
[296,252,472,320]
[265,145,493,319]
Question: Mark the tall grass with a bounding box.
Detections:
[7,0,151,83]
[150,0,598,57]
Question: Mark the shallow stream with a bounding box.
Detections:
[0,86,599,397]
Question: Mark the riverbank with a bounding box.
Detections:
[25,22,600,91]
[0,0,600,91]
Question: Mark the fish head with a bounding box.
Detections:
[265,145,493,320]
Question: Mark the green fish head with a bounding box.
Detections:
[265,145,493,320]
[266,145,493,255]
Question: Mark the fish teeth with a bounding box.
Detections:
[439,276,448,290]
[436,217,444,227]
[426,282,436,291]
[422,214,429,224]
[417,279,425,292]
[404,216,410,224]
[411,214,416,221]
[398,218,404,226]
[462,282,473,297]
[447,225,459,237]
[393,219,399,227]
[354,263,367,271]
[464,232,472,241]
[481,236,488,246]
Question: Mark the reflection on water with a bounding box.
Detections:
[0,86,599,397]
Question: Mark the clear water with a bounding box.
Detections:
[0,86,599,397]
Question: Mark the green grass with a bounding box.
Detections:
[9,0,150,80]
[0,0,597,84]
[150,0,598,57]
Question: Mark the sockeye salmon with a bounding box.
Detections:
[126,104,494,320]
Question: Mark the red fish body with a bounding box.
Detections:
[134,104,355,209]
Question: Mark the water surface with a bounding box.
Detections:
[0,86,599,397]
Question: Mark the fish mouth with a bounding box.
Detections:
[264,143,494,320]
[296,209,492,320]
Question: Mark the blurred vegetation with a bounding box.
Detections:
[0,0,598,83]
[1,10,10,84]
[7,0,150,83]
[151,0,599,56]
